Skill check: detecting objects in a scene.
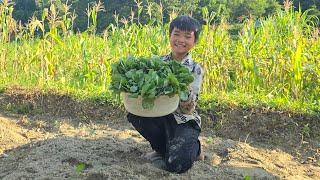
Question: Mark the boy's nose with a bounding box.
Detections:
[176,37,185,44]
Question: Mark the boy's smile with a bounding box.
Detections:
[170,27,196,61]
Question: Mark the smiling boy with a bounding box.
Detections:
[127,15,204,173]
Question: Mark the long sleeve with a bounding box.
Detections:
[190,63,204,101]
[161,53,204,127]
[179,63,204,115]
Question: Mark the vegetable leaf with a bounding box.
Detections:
[110,56,194,109]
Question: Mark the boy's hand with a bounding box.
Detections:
[179,95,196,115]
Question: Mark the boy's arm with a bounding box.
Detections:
[179,64,204,114]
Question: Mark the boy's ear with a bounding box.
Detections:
[194,35,198,43]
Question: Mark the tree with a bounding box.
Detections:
[277,0,320,24]
[12,0,318,33]
[103,0,136,25]
[228,0,281,22]
[12,0,37,23]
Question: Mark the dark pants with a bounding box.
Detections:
[127,113,201,173]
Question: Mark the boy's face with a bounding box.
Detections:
[170,27,196,58]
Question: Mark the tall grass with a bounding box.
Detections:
[0,0,319,113]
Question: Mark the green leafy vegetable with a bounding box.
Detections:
[109,56,194,109]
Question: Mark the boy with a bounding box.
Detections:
[127,15,204,173]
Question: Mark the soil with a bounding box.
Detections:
[0,87,319,179]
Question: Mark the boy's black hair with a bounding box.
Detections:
[169,15,202,42]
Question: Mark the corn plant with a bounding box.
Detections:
[0,1,319,113]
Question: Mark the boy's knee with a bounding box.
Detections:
[165,137,199,173]
[127,113,143,131]
[166,155,193,173]
[127,113,139,124]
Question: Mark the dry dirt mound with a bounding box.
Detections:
[0,114,319,180]
[0,116,49,154]
[0,88,319,179]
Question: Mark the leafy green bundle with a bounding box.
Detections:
[109,56,194,109]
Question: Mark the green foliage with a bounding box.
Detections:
[161,0,200,15]
[243,175,251,180]
[231,0,280,21]
[109,56,194,109]
[9,0,285,32]
[278,0,320,23]
[196,0,281,23]
[206,136,214,144]
[10,0,320,32]
[12,0,37,23]
[0,1,319,114]
[302,123,310,138]
[75,163,86,174]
